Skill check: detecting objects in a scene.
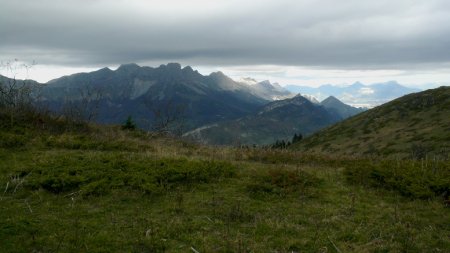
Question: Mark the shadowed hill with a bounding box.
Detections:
[321,96,365,119]
[184,95,341,145]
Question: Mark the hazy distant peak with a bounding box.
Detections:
[291,94,310,102]
[97,67,113,73]
[272,82,282,88]
[321,95,365,119]
[209,71,227,78]
[181,65,202,79]
[182,65,194,72]
[322,95,340,103]
[259,80,272,86]
[350,81,365,88]
[257,80,278,90]
[238,77,258,85]
[376,80,402,87]
[297,93,320,104]
[208,71,240,91]
[285,81,420,107]
[165,62,182,70]
[259,94,311,114]
[386,80,399,85]
[117,63,140,71]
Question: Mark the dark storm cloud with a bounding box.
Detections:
[1,0,450,69]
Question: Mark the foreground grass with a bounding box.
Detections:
[0,125,449,252]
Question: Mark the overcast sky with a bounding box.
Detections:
[1,0,450,87]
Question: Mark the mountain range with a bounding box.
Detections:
[184,94,365,145]
[285,81,421,107]
[4,63,417,145]
[184,94,340,145]
[36,63,366,136]
[237,77,293,100]
[41,63,272,130]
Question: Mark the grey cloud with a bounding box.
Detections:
[1,0,450,69]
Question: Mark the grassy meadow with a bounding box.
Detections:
[0,112,449,253]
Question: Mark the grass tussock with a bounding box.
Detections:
[345,159,450,201]
[246,167,322,198]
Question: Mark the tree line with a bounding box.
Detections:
[270,133,303,149]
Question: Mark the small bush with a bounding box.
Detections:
[0,132,28,148]
[81,179,110,196]
[344,159,450,201]
[247,168,321,197]
[39,174,85,194]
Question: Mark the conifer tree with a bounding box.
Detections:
[122,116,136,130]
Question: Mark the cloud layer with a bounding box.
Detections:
[1,0,450,70]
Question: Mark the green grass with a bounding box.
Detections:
[0,111,449,252]
[344,159,450,200]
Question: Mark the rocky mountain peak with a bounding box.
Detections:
[165,62,182,70]
[322,95,341,104]
[117,63,140,72]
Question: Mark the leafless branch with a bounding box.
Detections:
[144,99,186,136]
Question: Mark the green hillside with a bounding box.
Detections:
[293,86,450,157]
[0,103,449,252]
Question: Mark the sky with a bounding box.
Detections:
[1,0,450,88]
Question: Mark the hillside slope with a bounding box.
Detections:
[292,86,450,157]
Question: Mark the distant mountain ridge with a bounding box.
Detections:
[2,63,365,142]
[185,94,361,145]
[321,96,365,119]
[285,81,421,107]
[237,77,293,100]
[41,63,278,130]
